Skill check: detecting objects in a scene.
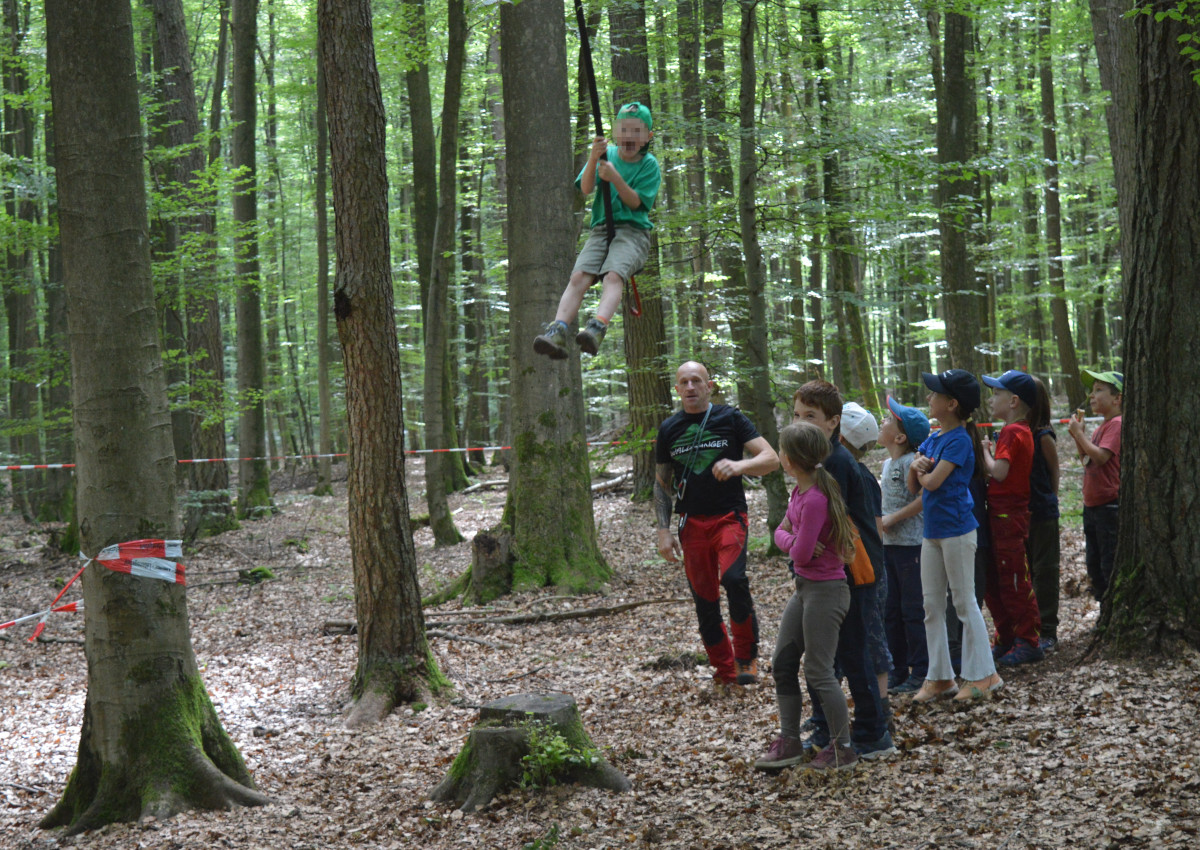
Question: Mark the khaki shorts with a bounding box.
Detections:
[572,225,650,284]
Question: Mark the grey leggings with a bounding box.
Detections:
[771,575,850,744]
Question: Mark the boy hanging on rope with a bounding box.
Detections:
[533,101,660,359]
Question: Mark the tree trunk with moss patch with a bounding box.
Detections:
[1089,0,1200,652]
[319,0,442,728]
[498,0,608,592]
[40,1,267,833]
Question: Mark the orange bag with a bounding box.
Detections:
[846,529,875,586]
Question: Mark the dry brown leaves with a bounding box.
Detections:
[2,457,1198,849]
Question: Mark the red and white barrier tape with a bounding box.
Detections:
[1,539,186,641]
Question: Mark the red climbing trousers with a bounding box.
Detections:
[678,511,759,683]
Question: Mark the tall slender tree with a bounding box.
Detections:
[150,0,236,536]
[232,0,272,514]
[41,0,268,831]
[609,0,672,501]
[423,0,466,544]
[738,0,787,534]
[318,0,438,727]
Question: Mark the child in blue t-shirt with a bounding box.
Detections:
[533,101,661,360]
[908,370,1002,703]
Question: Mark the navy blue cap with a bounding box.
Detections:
[922,369,981,415]
[981,369,1037,410]
[886,395,931,446]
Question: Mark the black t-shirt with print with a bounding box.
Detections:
[655,404,760,518]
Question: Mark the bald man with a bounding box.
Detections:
[654,361,779,686]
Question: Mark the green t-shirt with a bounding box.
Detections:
[575,145,660,231]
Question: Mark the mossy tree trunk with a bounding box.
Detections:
[499,0,608,592]
[1089,0,1200,652]
[41,1,267,833]
[319,0,439,728]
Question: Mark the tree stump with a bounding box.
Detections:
[470,527,513,603]
[430,693,631,812]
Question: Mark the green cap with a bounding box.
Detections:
[1082,369,1124,393]
[617,101,652,130]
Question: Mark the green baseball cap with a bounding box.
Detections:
[1082,369,1124,393]
[617,101,652,130]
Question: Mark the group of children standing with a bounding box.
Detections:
[756,368,1124,772]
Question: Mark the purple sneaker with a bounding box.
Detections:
[753,735,806,771]
[806,741,858,771]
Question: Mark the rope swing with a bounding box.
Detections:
[572,0,643,318]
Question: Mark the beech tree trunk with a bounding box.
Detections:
[930,6,984,381]
[1037,2,1085,406]
[41,1,267,832]
[500,0,607,591]
[609,0,672,502]
[232,0,272,515]
[318,0,437,727]
[1088,0,1200,651]
[3,0,44,519]
[423,0,466,545]
[315,60,334,496]
[150,0,236,537]
[738,0,787,536]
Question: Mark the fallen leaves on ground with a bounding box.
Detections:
[1,457,1198,849]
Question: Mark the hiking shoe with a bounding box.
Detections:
[575,317,608,355]
[533,321,569,360]
[735,658,758,685]
[853,731,897,761]
[997,638,1044,667]
[1038,636,1058,652]
[991,641,1013,660]
[753,736,806,771]
[806,741,858,771]
[801,727,830,753]
[891,676,923,695]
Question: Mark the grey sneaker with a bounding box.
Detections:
[806,741,858,771]
[575,317,607,355]
[533,321,569,360]
[853,731,897,761]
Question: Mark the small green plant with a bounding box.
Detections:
[411,701,428,713]
[519,722,600,789]
[522,823,560,850]
[283,537,310,553]
[238,566,276,585]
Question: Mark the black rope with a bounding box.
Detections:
[572,0,615,246]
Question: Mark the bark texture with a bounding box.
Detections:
[232,0,272,515]
[500,0,608,591]
[41,0,266,833]
[318,0,435,727]
[1089,0,1200,651]
[150,0,236,537]
[609,0,672,502]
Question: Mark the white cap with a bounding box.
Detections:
[840,401,879,450]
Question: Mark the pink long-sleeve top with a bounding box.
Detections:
[774,484,847,582]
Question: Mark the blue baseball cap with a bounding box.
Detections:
[922,369,981,414]
[981,369,1037,410]
[886,395,931,446]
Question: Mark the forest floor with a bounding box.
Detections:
[2,455,1199,849]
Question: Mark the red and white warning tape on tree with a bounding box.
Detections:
[0,539,185,642]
